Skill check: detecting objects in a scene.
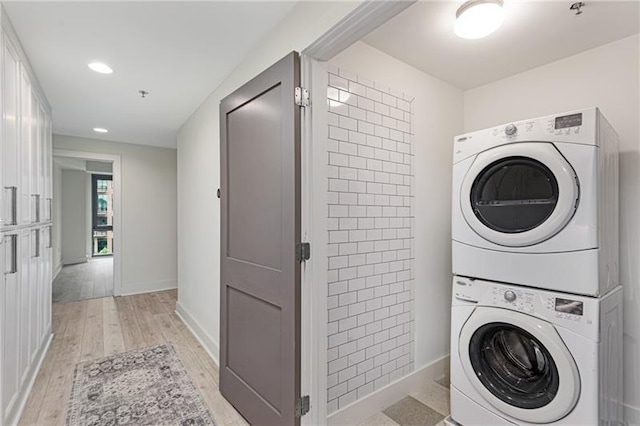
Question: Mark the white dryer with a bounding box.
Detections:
[450,277,623,426]
[452,107,619,296]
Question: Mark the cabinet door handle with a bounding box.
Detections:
[47,225,53,248]
[31,229,40,258]
[47,198,52,221]
[4,186,17,225]
[4,234,17,274]
[32,194,40,223]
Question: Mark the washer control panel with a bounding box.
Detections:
[491,286,535,313]
[505,124,518,136]
[452,276,604,340]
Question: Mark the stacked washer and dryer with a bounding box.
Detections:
[448,107,624,425]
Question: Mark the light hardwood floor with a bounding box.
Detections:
[52,257,114,303]
[19,290,248,426]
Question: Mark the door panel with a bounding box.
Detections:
[19,67,32,226]
[2,233,20,415]
[19,230,30,381]
[220,51,301,426]
[2,36,20,229]
[227,85,283,270]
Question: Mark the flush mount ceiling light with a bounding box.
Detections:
[454,0,505,39]
[88,62,114,74]
[93,127,108,133]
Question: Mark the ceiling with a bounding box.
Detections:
[363,1,640,90]
[3,1,298,148]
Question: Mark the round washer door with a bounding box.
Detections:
[460,142,579,247]
[459,307,580,424]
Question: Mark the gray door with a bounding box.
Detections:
[220,52,301,426]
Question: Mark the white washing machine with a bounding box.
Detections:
[452,107,619,296]
[450,276,623,426]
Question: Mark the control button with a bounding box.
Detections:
[574,127,580,134]
[504,290,517,302]
[492,129,498,136]
[526,123,534,131]
[505,124,518,136]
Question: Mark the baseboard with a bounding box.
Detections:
[175,300,220,366]
[5,329,53,426]
[328,355,450,426]
[53,262,62,280]
[119,279,177,296]
[62,257,87,266]
[626,403,640,426]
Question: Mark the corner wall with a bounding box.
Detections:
[463,34,640,423]
[329,41,463,411]
[53,134,178,295]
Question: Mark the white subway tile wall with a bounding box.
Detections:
[327,66,415,413]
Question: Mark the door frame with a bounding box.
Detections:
[299,1,416,424]
[52,149,122,296]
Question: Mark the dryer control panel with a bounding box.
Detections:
[452,107,599,164]
[452,276,606,341]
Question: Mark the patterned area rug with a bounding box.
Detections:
[66,343,215,426]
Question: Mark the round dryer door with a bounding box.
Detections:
[459,307,580,424]
[461,142,579,247]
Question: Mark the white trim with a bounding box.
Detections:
[5,329,53,426]
[300,56,330,426]
[52,149,122,296]
[302,0,415,61]
[62,256,88,266]
[327,355,450,426]
[175,301,220,366]
[118,279,177,296]
[625,403,640,426]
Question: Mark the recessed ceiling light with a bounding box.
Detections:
[454,0,504,39]
[88,62,114,74]
[93,127,108,133]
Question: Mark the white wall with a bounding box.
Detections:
[52,160,62,275]
[330,41,463,374]
[176,1,361,362]
[463,34,640,422]
[54,134,178,295]
[323,65,417,412]
[61,169,87,265]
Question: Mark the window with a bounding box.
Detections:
[92,174,114,256]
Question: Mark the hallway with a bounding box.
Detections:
[19,290,247,426]
[52,257,114,303]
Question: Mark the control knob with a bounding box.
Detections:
[505,124,518,136]
[504,290,517,302]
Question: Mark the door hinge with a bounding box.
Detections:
[295,87,310,107]
[296,242,311,262]
[295,395,310,417]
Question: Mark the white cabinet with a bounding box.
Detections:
[0,25,53,426]
[1,35,20,229]
[18,230,30,383]
[1,233,20,418]
[19,66,31,227]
